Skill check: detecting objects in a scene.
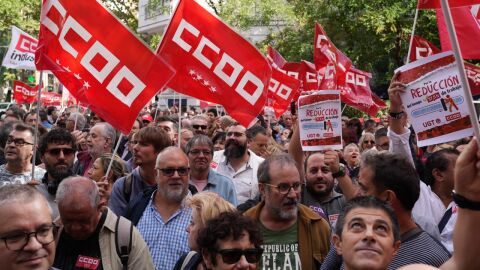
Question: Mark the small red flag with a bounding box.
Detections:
[13,81,39,104]
[417,0,480,9]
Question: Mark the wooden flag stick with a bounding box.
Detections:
[406,8,420,64]
[105,133,123,179]
[440,0,480,142]
[31,71,43,181]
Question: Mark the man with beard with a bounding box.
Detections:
[186,135,237,205]
[37,129,77,219]
[302,151,357,227]
[126,147,192,270]
[244,154,331,270]
[109,126,171,216]
[0,124,45,187]
[212,124,264,204]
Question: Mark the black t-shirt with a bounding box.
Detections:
[53,210,107,270]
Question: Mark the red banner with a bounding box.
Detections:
[267,45,287,69]
[409,35,480,96]
[13,81,39,104]
[41,91,62,106]
[437,5,480,59]
[157,0,271,127]
[35,0,175,134]
[418,0,480,9]
[314,22,353,89]
[267,67,301,118]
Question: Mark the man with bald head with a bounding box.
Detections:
[126,147,192,270]
[54,176,154,270]
[0,184,56,270]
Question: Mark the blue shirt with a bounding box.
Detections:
[137,195,192,270]
[109,167,156,217]
[190,170,238,206]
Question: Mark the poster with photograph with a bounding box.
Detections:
[298,90,342,151]
[395,51,473,147]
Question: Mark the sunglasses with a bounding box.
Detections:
[157,167,190,177]
[192,124,208,130]
[216,248,263,264]
[364,140,375,144]
[46,148,76,156]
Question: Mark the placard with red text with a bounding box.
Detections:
[298,90,342,151]
[395,51,473,147]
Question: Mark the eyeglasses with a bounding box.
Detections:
[226,131,245,137]
[216,248,263,264]
[364,140,375,144]
[6,137,34,146]
[189,149,212,156]
[264,182,302,194]
[192,124,208,130]
[0,224,56,251]
[157,167,190,177]
[46,148,76,156]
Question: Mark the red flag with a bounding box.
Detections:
[267,67,301,118]
[436,5,480,59]
[314,22,353,89]
[41,91,62,106]
[157,0,271,127]
[199,101,217,109]
[267,45,287,69]
[35,0,175,134]
[13,81,39,104]
[408,35,442,62]
[408,35,480,96]
[417,0,480,9]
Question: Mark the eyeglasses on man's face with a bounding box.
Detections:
[6,136,34,146]
[264,182,302,195]
[157,167,190,177]
[0,224,56,251]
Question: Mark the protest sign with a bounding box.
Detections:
[395,51,473,147]
[298,90,342,151]
[2,26,38,70]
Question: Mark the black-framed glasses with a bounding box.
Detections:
[192,124,208,130]
[264,182,301,195]
[226,131,245,137]
[189,149,212,156]
[364,140,375,144]
[216,248,263,264]
[6,137,34,146]
[46,148,76,156]
[0,224,56,251]
[157,167,190,177]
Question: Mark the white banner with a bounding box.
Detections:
[2,26,37,70]
[298,90,343,151]
[395,51,473,147]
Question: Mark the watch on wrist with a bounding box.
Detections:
[332,164,346,178]
[388,111,405,120]
[452,190,480,211]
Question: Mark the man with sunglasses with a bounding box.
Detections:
[0,124,45,188]
[197,212,263,270]
[244,154,331,270]
[212,124,264,204]
[191,115,209,135]
[37,129,77,219]
[126,147,192,270]
[0,184,57,270]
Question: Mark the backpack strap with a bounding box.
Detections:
[115,215,133,270]
[123,173,133,203]
[181,251,198,270]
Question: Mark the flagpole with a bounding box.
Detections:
[153,94,161,123]
[31,71,43,181]
[74,103,79,130]
[178,94,182,147]
[341,104,348,115]
[406,8,420,64]
[105,133,123,179]
[440,0,480,142]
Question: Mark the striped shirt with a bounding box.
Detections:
[321,227,451,270]
[137,198,192,270]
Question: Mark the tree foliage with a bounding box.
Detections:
[210,0,439,98]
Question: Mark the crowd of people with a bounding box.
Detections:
[1,76,480,270]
